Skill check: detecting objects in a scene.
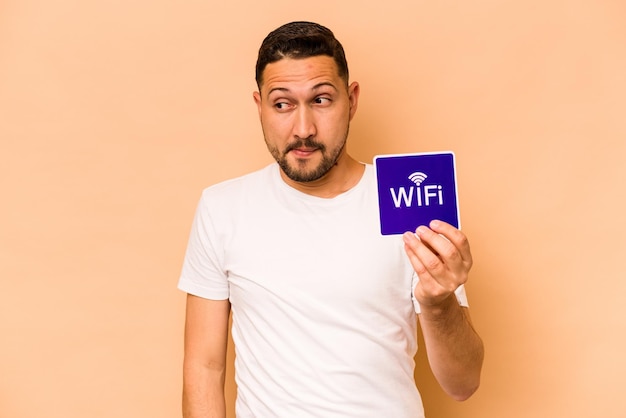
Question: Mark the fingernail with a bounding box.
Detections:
[416,226,428,236]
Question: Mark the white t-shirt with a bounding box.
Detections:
[179,163,468,417]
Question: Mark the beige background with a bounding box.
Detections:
[1,1,625,417]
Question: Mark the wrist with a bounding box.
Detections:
[418,293,462,322]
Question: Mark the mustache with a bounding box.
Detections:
[284,137,326,154]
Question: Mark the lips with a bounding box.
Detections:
[285,138,325,157]
[291,147,318,157]
[285,141,320,157]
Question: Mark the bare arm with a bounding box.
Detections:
[418,298,483,401]
[403,220,484,401]
[183,294,231,418]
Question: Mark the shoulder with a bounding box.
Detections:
[190,164,278,233]
[200,164,277,202]
[363,163,375,180]
[357,163,377,194]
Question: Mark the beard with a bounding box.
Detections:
[265,130,349,183]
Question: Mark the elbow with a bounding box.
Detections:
[439,366,482,401]
[450,344,484,401]
[450,384,479,402]
[447,377,481,402]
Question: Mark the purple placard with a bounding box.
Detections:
[374,152,460,235]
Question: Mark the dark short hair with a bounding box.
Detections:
[255,21,349,89]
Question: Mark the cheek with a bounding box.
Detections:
[319,110,350,134]
[261,115,287,137]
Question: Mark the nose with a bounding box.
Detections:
[293,106,316,139]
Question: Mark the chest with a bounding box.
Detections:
[221,197,414,309]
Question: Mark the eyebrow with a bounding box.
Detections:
[266,82,339,97]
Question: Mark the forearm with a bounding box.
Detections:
[418,295,484,401]
[182,361,227,418]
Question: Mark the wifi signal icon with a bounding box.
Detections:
[408,171,428,186]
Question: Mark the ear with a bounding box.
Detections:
[347,81,360,121]
[252,91,262,119]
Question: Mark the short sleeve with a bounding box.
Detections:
[177,193,229,300]
[411,273,469,314]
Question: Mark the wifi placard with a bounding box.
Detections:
[374,152,460,235]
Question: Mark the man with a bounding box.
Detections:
[179,21,484,418]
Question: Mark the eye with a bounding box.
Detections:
[313,97,332,106]
[274,101,292,111]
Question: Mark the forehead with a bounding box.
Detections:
[260,56,344,94]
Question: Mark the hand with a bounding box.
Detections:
[402,220,473,308]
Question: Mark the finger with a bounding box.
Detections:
[402,240,425,276]
[414,225,464,270]
[428,220,472,264]
[403,231,447,280]
[403,237,459,305]
[402,231,427,271]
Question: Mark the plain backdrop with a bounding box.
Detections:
[1,1,625,417]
